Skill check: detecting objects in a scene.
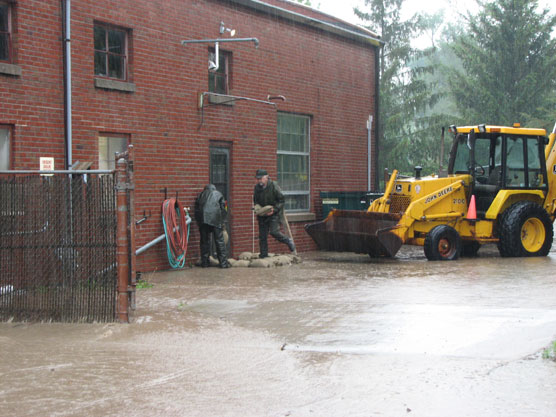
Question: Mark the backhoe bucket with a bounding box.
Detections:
[305,210,403,257]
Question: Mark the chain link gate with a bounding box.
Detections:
[0,152,134,322]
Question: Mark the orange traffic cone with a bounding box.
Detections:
[467,195,477,220]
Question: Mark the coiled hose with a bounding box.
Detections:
[162,198,190,268]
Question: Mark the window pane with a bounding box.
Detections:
[0,128,10,170]
[277,155,309,191]
[284,194,309,211]
[505,137,525,187]
[215,73,226,94]
[108,54,124,79]
[208,72,216,92]
[283,134,291,152]
[527,138,541,169]
[278,115,308,153]
[94,26,106,51]
[218,53,226,72]
[452,136,469,173]
[94,51,106,76]
[0,5,8,31]
[0,33,7,61]
[527,138,542,187]
[474,138,490,169]
[108,29,125,54]
[99,136,127,170]
[0,4,8,61]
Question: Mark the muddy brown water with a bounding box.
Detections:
[2,245,556,416]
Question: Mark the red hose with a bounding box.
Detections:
[162,198,189,267]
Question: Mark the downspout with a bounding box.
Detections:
[373,44,380,191]
[62,0,74,291]
[367,115,373,191]
[62,0,72,169]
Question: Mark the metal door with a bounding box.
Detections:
[209,146,231,253]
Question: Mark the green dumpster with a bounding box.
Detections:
[320,191,383,220]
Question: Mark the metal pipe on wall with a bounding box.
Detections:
[374,45,380,191]
[63,0,72,169]
[367,115,373,191]
[135,217,192,256]
[181,38,260,48]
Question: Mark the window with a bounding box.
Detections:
[0,1,12,62]
[94,24,128,80]
[0,125,10,169]
[98,134,128,170]
[505,136,545,188]
[525,137,543,187]
[277,113,310,211]
[208,48,230,94]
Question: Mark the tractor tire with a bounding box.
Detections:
[497,201,553,257]
[461,241,481,257]
[424,225,462,261]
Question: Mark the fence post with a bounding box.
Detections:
[127,145,137,310]
[116,157,129,323]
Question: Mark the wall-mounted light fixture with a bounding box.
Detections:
[219,21,236,37]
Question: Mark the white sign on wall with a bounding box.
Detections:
[40,157,55,176]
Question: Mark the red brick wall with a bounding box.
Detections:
[1,0,378,272]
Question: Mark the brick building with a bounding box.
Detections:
[0,0,381,272]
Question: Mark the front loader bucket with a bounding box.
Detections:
[305,210,403,257]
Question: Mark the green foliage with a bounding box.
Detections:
[447,0,556,130]
[355,0,556,183]
[542,340,556,360]
[136,280,153,289]
[356,0,444,180]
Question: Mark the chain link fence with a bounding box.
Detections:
[0,173,119,322]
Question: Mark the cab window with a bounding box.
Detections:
[452,135,469,174]
[526,137,543,187]
[504,136,544,188]
[474,138,490,173]
[505,137,525,186]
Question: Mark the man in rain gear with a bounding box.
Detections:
[194,184,230,268]
[253,169,296,258]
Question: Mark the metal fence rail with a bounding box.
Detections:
[0,173,118,322]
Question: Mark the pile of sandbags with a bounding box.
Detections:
[207,252,301,268]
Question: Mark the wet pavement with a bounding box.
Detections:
[2,245,556,416]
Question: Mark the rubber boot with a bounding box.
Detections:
[287,238,297,255]
[200,253,210,268]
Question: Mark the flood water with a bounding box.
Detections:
[2,245,556,416]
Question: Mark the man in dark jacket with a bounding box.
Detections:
[253,169,296,258]
[194,184,230,268]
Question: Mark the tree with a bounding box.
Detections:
[355,0,441,180]
[447,0,556,129]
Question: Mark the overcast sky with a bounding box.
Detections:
[314,0,552,47]
[313,0,470,47]
[316,0,466,25]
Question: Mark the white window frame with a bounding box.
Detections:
[0,125,11,170]
[277,113,311,212]
[98,133,128,170]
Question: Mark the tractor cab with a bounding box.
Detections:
[448,124,548,218]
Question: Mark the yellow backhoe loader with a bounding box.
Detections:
[305,123,556,260]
